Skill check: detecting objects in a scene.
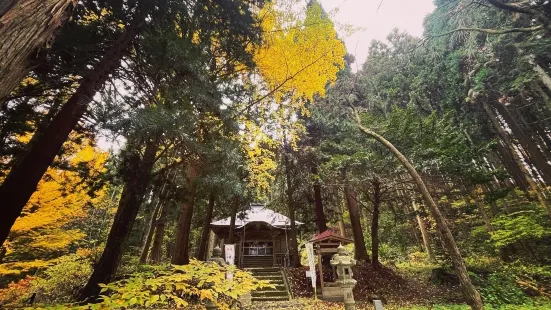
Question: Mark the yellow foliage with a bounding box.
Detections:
[0,260,54,277]
[6,135,108,258]
[255,1,346,103]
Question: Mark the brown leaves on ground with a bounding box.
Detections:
[284,262,463,306]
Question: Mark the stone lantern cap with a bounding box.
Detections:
[330,244,357,267]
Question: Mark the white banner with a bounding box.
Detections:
[224,244,235,265]
[305,242,316,288]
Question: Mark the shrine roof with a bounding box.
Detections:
[308,230,353,244]
[210,203,303,229]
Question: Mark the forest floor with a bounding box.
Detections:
[284,262,463,307]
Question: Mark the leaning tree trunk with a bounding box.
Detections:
[172,163,199,265]
[0,0,76,103]
[0,23,141,247]
[483,101,550,218]
[343,183,370,262]
[351,109,484,310]
[312,166,328,233]
[412,201,437,263]
[196,193,215,261]
[371,178,381,268]
[495,103,551,185]
[228,195,239,244]
[78,137,159,301]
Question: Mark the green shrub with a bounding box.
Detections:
[474,271,531,307]
[32,254,92,304]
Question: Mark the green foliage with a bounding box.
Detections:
[32,254,93,304]
[489,210,551,248]
[473,271,532,307]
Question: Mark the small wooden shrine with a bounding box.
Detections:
[210,203,303,267]
[309,230,353,301]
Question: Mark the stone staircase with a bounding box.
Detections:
[243,256,273,268]
[247,267,291,302]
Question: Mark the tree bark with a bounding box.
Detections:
[78,137,159,301]
[412,201,437,263]
[196,193,215,261]
[0,22,140,247]
[351,109,484,310]
[312,165,328,233]
[172,162,199,265]
[139,181,171,264]
[483,101,550,218]
[0,0,76,103]
[494,143,529,192]
[472,187,494,233]
[494,102,551,185]
[343,183,370,262]
[337,189,347,237]
[228,195,239,244]
[149,203,168,264]
[284,149,300,267]
[371,178,381,268]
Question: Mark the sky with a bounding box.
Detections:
[319,0,435,68]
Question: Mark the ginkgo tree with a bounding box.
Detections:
[1,133,108,276]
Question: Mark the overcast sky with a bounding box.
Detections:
[319,0,435,68]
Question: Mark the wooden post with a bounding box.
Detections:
[317,246,324,295]
[272,232,277,266]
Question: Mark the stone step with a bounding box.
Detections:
[254,274,284,279]
[252,290,289,298]
[251,271,281,276]
[246,267,281,273]
[260,284,287,291]
[251,296,290,302]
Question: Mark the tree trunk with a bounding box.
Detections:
[312,166,328,233]
[0,23,140,247]
[412,201,437,263]
[138,195,161,264]
[78,137,159,301]
[172,162,199,265]
[494,143,529,192]
[284,150,300,267]
[472,188,494,233]
[352,110,484,310]
[139,181,171,264]
[483,101,550,218]
[228,195,239,244]
[343,183,370,262]
[0,0,76,103]
[495,102,551,185]
[196,193,215,261]
[338,189,347,237]
[149,203,168,264]
[371,179,381,268]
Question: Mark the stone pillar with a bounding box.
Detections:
[330,245,357,310]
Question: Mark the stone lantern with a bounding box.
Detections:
[206,246,226,310]
[330,244,357,310]
[209,246,227,266]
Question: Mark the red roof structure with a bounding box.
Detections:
[309,230,353,244]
